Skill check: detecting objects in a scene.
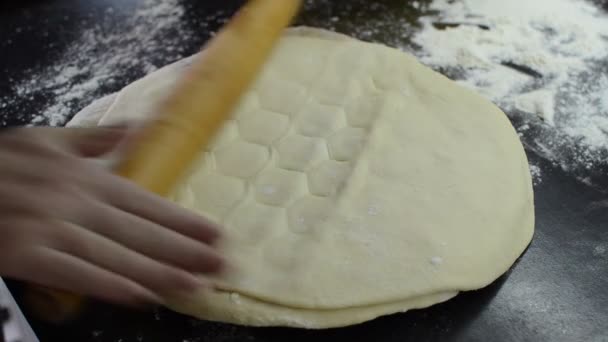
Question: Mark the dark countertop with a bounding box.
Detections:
[1,1,607,341]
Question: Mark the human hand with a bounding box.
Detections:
[0,126,224,306]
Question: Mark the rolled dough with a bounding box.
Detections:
[70,27,534,328]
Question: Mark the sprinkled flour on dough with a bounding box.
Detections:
[430,256,443,266]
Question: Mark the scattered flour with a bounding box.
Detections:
[412,0,608,187]
[529,164,543,186]
[593,244,607,257]
[1,0,225,126]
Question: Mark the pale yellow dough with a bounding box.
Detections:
[70,27,534,328]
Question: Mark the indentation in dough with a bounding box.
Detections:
[255,168,308,207]
[207,120,239,151]
[287,196,332,234]
[328,127,367,161]
[307,160,352,197]
[277,135,328,172]
[237,109,289,145]
[214,141,270,179]
[344,95,385,128]
[295,102,346,137]
[256,79,308,116]
[226,202,286,245]
[232,93,260,121]
[188,151,215,174]
[185,173,245,221]
[312,75,362,106]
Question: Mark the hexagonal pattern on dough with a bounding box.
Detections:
[287,196,333,234]
[177,58,379,237]
[295,102,347,137]
[255,168,309,207]
[214,141,270,179]
[328,127,367,161]
[307,160,353,197]
[256,80,308,116]
[232,93,260,121]
[312,74,363,106]
[276,135,328,172]
[238,109,290,145]
[181,173,245,221]
[207,120,239,151]
[168,37,382,248]
[345,95,385,128]
[188,151,215,174]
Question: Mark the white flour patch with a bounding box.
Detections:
[593,244,607,257]
[412,0,608,186]
[529,164,543,186]
[2,0,224,126]
[430,256,443,266]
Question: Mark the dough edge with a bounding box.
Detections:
[168,289,457,329]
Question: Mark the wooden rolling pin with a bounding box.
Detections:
[23,0,302,323]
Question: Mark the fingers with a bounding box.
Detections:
[75,202,224,274]
[0,126,127,161]
[0,128,70,162]
[3,126,219,244]
[0,125,226,307]
[50,221,206,297]
[96,174,222,245]
[0,178,224,276]
[13,246,162,306]
[51,126,129,157]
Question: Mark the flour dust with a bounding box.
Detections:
[0,0,226,127]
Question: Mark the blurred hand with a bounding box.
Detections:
[0,126,224,306]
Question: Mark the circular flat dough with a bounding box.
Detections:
[70,27,534,328]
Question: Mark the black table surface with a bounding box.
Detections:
[1,1,607,341]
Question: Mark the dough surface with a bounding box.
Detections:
[70,27,534,328]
